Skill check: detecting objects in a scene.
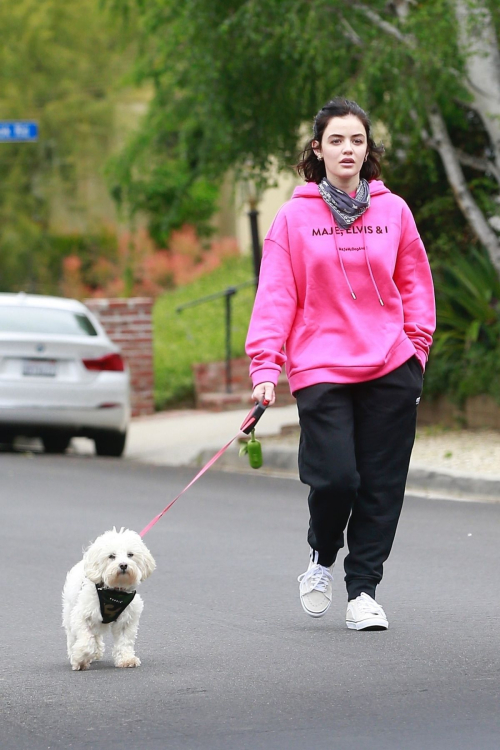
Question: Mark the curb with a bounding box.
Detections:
[405,466,500,502]
[196,444,500,503]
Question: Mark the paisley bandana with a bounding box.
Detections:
[318,177,370,229]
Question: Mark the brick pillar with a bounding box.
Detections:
[84,298,155,417]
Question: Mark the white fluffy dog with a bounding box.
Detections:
[62,527,156,671]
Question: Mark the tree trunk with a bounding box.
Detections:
[428,107,500,275]
[454,0,500,174]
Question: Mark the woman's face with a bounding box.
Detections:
[313,114,369,191]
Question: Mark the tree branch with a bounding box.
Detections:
[340,0,416,48]
[428,107,500,274]
[340,17,362,47]
[422,125,500,185]
[454,149,500,186]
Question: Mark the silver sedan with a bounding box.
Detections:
[0,293,130,456]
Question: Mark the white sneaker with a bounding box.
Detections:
[346,592,389,630]
[297,560,334,618]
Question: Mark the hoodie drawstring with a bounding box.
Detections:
[361,216,384,306]
[331,214,384,306]
[333,225,357,300]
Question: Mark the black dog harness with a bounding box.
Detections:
[96,584,136,624]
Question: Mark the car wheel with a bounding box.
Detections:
[94,431,127,458]
[42,435,71,454]
[0,434,14,451]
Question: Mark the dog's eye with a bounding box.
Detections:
[127,553,134,558]
[109,554,116,560]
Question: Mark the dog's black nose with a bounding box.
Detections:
[119,563,128,572]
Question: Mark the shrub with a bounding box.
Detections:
[425,248,500,405]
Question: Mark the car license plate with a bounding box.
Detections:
[22,359,57,377]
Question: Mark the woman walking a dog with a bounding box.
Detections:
[246,97,435,630]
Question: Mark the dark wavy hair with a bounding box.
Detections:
[296,98,385,183]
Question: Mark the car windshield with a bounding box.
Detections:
[0,307,98,336]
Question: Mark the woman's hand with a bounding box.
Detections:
[252,382,276,406]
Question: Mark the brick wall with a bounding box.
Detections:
[418,394,500,430]
[193,357,251,395]
[192,356,295,409]
[84,297,155,417]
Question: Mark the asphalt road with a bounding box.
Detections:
[2,451,500,750]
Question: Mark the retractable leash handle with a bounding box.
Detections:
[239,399,270,435]
[239,400,269,470]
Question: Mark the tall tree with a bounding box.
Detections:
[113,0,500,271]
[0,0,134,291]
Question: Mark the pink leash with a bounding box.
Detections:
[139,401,269,537]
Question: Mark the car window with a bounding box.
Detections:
[0,307,99,336]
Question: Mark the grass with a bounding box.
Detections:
[153,255,256,409]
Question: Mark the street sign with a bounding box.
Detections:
[0,121,38,142]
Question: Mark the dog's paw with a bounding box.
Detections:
[71,661,91,671]
[115,656,141,668]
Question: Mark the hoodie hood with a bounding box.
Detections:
[292,179,391,200]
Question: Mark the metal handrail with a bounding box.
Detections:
[176,279,256,393]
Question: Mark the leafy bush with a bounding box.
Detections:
[0,0,135,294]
[425,249,500,405]
[107,102,222,244]
[54,225,239,300]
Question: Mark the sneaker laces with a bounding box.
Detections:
[297,564,333,592]
[356,592,385,616]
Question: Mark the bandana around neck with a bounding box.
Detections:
[96,584,136,624]
[318,177,370,229]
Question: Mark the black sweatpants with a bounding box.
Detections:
[295,357,423,601]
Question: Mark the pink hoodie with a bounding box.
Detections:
[246,180,435,392]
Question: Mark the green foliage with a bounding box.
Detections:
[425,249,500,404]
[109,1,498,254]
[153,255,255,408]
[109,0,481,179]
[34,230,119,296]
[107,104,221,244]
[434,250,500,355]
[0,0,135,291]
